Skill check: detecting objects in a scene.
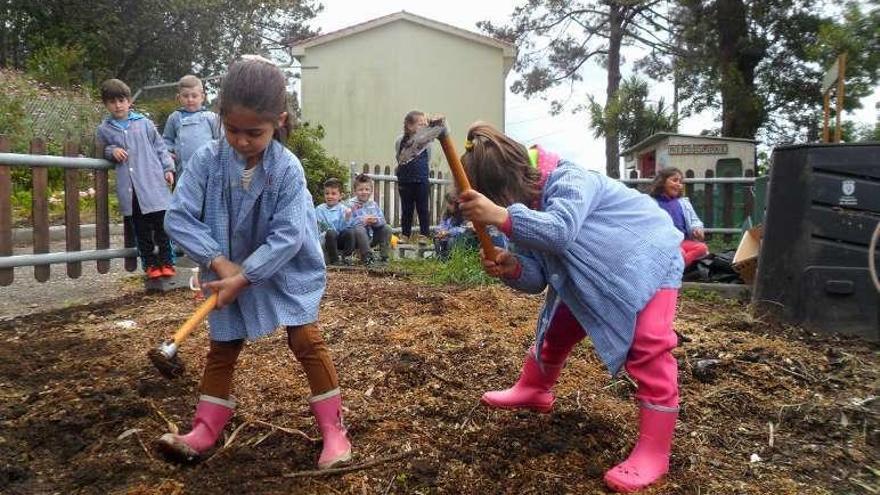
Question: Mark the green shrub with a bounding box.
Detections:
[25,44,87,88]
[135,98,180,133]
[286,123,350,203]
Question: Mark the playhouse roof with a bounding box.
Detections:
[620,132,757,157]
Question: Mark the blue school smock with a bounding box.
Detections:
[164,138,326,341]
[96,112,174,216]
[162,108,221,175]
[503,160,684,375]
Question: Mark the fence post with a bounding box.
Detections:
[373,164,381,203]
[435,171,445,225]
[704,169,715,242]
[722,174,734,243]
[427,170,435,229]
[383,166,392,228]
[393,174,400,230]
[63,141,82,278]
[30,138,50,282]
[94,137,111,274]
[0,135,12,286]
[685,169,695,199]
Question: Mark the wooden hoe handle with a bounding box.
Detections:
[171,292,218,346]
[438,133,497,262]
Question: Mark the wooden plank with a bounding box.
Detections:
[393,175,400,228]
[94,138,110,273]
[427,170,435,227]
[704,169,715,242]
[0,135,12,285]
[30,138,50,282]
[63,141,82,278]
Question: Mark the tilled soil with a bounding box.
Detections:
[0,272,877,494]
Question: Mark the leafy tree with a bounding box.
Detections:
[480,1,678,177]
[1,0,321,89]
[286,123,349,204]
[643,0,880,143]
[588,75,675,151]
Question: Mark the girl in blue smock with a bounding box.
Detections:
[158,58,351,470]
[458,123,684,493]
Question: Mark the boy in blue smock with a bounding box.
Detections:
[96,79,176,279]
[345,174,392,264]
[162,75,221,179]
[315,177,353,265]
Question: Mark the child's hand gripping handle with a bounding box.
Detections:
[436,128,497,263]
[171,292,218,346]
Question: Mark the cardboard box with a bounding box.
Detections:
[733,226,763,285]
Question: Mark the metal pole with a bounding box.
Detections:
[0,153,114,170]
[0,248,138,269]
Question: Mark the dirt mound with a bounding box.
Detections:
[0,273,877,494]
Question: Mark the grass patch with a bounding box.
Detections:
[388,245,497,287]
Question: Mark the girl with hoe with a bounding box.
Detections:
[457,123,684,492]
[159,58,352,469]
[394,110,433,244]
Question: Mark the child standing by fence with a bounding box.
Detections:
[160,58,352,469]
[96,79,176,279]
[457,123,684,493]
[650,167,708,268]
[394,110,432,244]
[162,75,221,179]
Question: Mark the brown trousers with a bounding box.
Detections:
[199,323,339,399]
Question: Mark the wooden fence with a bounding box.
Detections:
[0,136,140,286]
[350,163,453,232]
[622,168,757,242]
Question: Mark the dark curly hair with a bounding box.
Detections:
[649,167,684,198]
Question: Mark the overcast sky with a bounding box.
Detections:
[304,0,880,172]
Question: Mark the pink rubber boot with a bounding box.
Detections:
[605,288,680,492]
[480,345,564,413]
[482,304,585,413]
[156,395,235,463]
[310,389,352,469]
[604,408,677,492]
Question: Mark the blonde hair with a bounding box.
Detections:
[178,75,203,93]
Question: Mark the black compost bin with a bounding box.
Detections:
[753,143,880,341]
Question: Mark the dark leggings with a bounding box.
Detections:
[127,190,172,269]
[398,181,430,237]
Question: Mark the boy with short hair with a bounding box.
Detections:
[315,178,353,265]
[96,78,176,279]
[345,174,392,264]
[162,75,220,178]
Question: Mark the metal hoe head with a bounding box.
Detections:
[147,340,186,379]
[397,118,448,165]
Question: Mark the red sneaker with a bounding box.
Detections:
[160,265,176,277]
[146,266,163,279]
